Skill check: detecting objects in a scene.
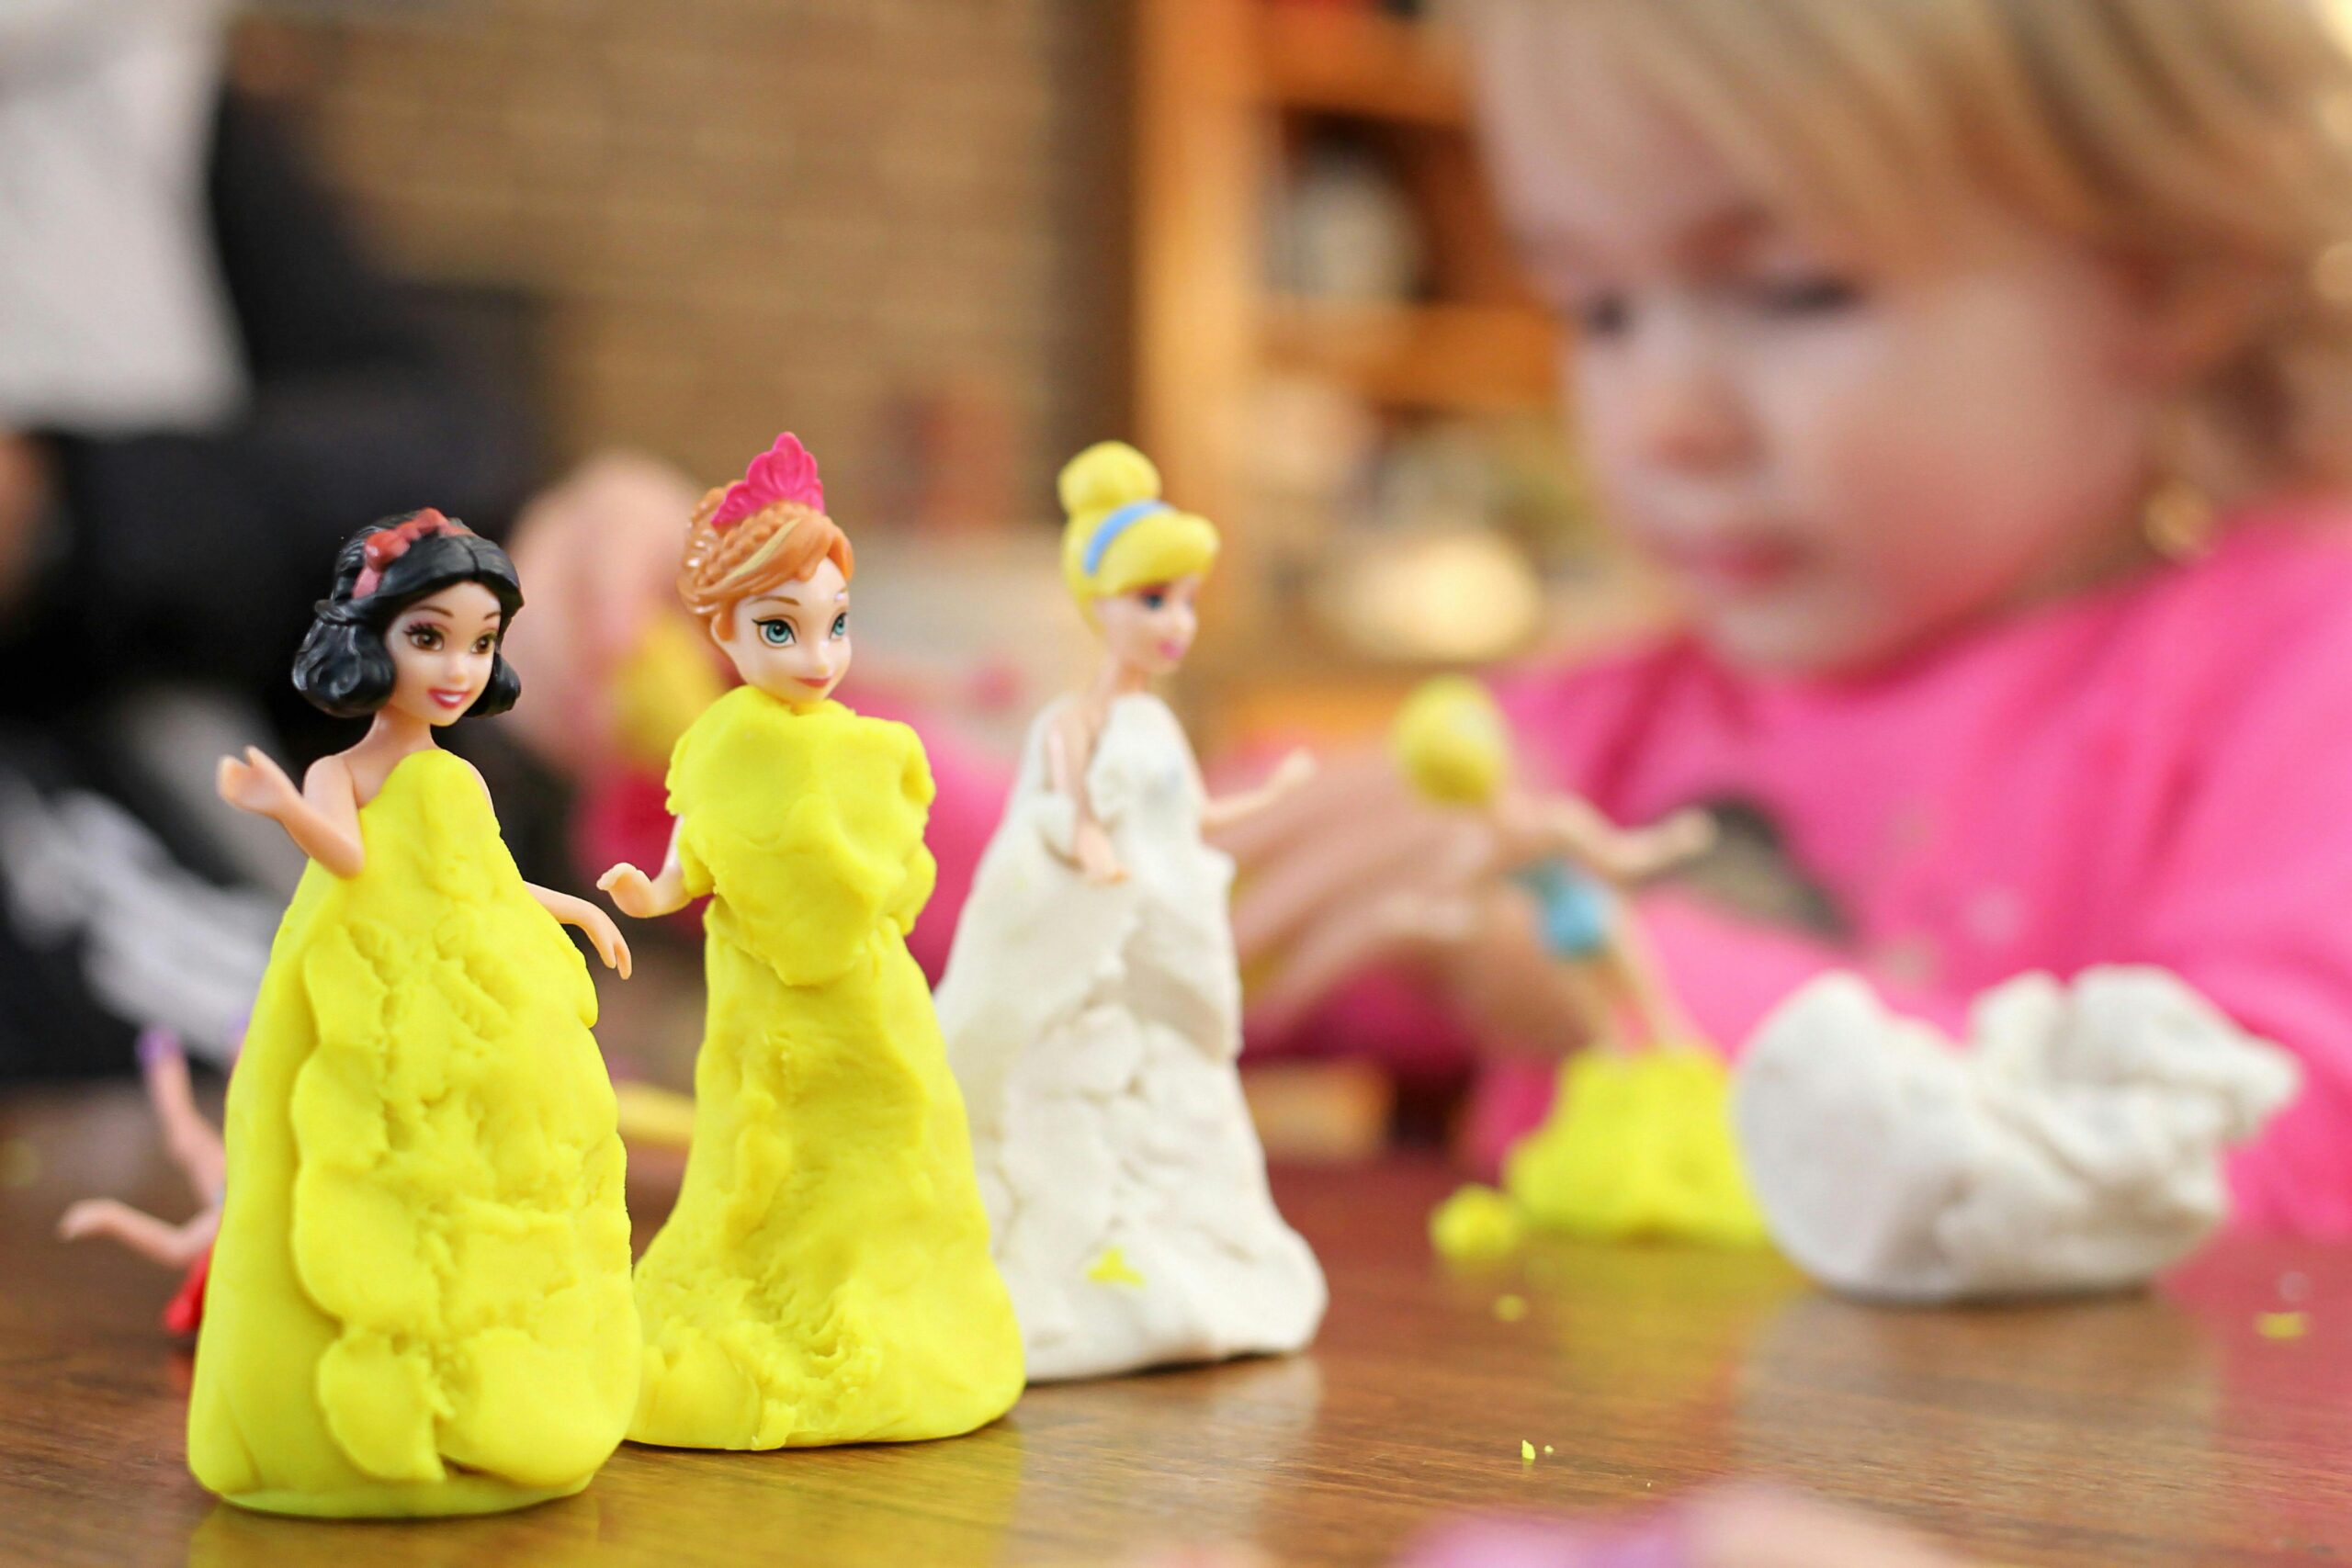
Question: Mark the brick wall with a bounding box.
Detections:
[241,0,1130,526]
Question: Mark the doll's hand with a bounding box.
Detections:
[1659,807,1717,863]
[597,863,663,920]
[576,904,634,978]
[1075,820,1128,886]
[216,747,301,820]
[502,450,703,774]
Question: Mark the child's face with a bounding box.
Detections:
[1476,17,2170,674]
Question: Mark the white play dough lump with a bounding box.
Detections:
[1734,967,2301,1303]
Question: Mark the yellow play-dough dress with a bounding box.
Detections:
[628,686,1023,1450]
[186,749,640,1517]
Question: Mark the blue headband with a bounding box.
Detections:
[1082,499,1170,577]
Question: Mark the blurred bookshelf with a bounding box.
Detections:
[1133,0,1662,751]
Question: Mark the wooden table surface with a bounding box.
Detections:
[6,1082,2352,1567]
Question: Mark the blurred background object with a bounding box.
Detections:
[0,0,1650,1145]
[1132,0,1661,751]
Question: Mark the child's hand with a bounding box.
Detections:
[1219,749,1458,973]
[216,747,300,820]
[1222,751,1607,1050]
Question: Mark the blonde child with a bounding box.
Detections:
[1233,0,2352,1240]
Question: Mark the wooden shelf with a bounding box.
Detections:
[1254,6,1471,126]
[1261,299,1559,412]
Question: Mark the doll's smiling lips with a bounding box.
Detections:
[429,687,471,710]
[797,675,833,689]
[1158,640,1189,661]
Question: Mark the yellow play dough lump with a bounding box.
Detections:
[1430,1183,1527,1264]
[187,750,639,1517]
[1503,1043,1771,1247]
[629,686,1023,1450]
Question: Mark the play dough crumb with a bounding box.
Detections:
[2258,1311,2309,1340]
[1494,1294,1529,1323]
[1520,1440,1535,1464]
[1431,1185,1526,1264]
[1544,1445,1554,1455]
[1088,1247,1147,1288]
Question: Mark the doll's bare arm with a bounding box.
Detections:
[527,883,634,976]
[1047,705,1125,885]
[1517,795,1714,884]
[215,748,365,876]
[1201,749,1317,833]
[58,1199,220,1269]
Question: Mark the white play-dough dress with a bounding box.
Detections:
[937,693,1327,1382]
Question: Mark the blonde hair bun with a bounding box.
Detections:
[1392,676,1513,807]
[1056,439,1220,616]
[1058,441,1162,520]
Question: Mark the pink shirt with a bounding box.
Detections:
[1286,507,2352,1236]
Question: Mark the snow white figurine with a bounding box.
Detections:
[186,511,640,1517]
[598,433,1023,1450]
[935,440,1328,1382]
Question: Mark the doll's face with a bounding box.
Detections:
[712,557,853,710]
[386,581,504,727]
[1095,575,1201,680]
[1474,8,2184,675]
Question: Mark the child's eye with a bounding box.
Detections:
[1751,274,1865,318]
[405,625,443,650]
[830,612,849,639]
[1576,292,1634,339]
[757,619,796,647]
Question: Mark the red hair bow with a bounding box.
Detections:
[354,509,469,598]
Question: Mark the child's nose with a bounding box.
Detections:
[1620,308,1751,475]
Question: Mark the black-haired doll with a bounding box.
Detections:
[186,510,642,1518]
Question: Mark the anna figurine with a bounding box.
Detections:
[599,434,1023,1450]
[187,513,640,1517]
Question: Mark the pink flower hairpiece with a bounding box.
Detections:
[710,432,826,532]
[354,508,469,598]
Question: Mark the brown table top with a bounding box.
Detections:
[5,1080,2351,1567]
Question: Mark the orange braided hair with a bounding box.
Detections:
[676,434,854,635]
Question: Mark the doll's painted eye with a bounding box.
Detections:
[1138,589,1167,611]
[758,619,796,647]
[406,624,444,651]
[830,612,848,640]
[471,633,495,655]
